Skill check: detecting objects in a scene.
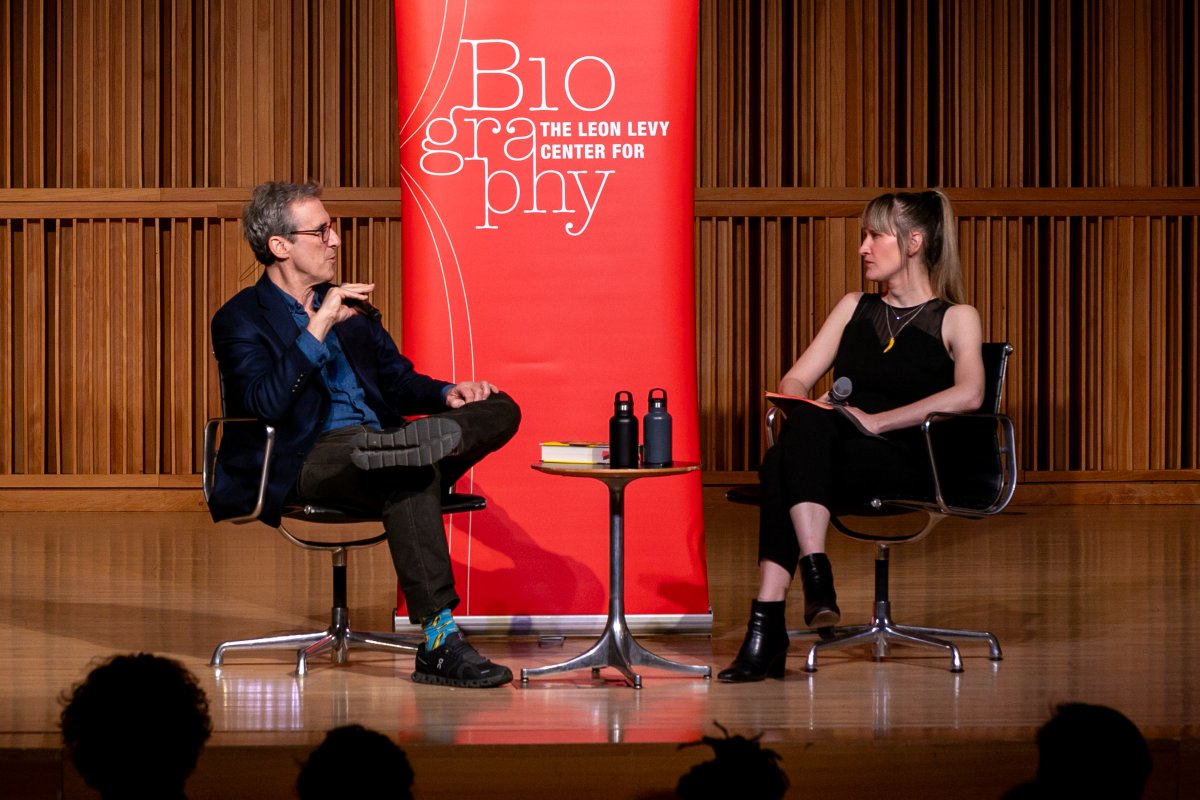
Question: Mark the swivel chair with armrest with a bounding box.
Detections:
[202,415,484,677]
[727,342,1017,672]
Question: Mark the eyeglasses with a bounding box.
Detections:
[288,221,336,244]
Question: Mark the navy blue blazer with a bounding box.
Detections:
[208,274,451,526]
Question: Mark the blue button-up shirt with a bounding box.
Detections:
[276,285,381,433]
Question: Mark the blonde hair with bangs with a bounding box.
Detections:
[860,190,964,304]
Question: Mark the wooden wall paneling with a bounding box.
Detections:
[313,0,340,184]
[220,1,246,185]
[735,3,752,186]
[108,221,129,472]
[1143,217,1163,467]
[0,222,10,471]
[58,2,78,187]
[966,0,986,188]
[1149,1,1167,185]
[93,221,114,471]
[246,0,269,183]
[1151,217,1171,468]
[762,3,779,187]
[120,2,141,187]
[1,7,10,186]
[16,219,47,474]
[796,1,814,187]
[1007,1,1027,188]
[907,0,929,188]
[162,217,187,474]
[1084,218,1101,471]
[1027,215,1046,470]
[1191,0,1199,185]
[809,0,829,186]
[139,0,159,187]
[1104,235,1121,472]
[696,0,717,187]
[1166,216,1183,469]
[1130,0,1152,186]
[845,0,868,188]
[1051,217,1070,470]
[694,220,711,462]
[345,2,398,186]
[859,0,878,189]
[187,219,214,474]
[143,219,163,473]
[62,219,83,472]
[1018,219,1037,473]
[1,0,1199,499]
[1051,1,1072,187]
[2,1,44,188]
[1191,217,1199,468]
[163,0,194,188]
[1132,217,1152,468]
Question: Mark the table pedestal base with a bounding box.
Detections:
[521,615,711,689]
[521,463,711,689]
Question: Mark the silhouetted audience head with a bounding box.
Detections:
[1003,702,1151,800]
[297,724,415,800]
[675,722,788,800]
[60,652,212,800]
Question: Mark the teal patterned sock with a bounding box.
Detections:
[420,607,459,650]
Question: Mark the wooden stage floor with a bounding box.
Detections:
[2,490,1198,798]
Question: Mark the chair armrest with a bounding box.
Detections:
[765,405,787,447]
[910,410,1017,518]
[762,397,1018,521]
[202,416,276,524]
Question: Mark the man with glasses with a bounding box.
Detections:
[209,181,520,688]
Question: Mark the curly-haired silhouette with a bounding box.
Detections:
[296,724,415,800]
[675,722,788,800]
[60,653,212,800]
[1002,703,1152,800]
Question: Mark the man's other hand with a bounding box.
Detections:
[445,381,498,408]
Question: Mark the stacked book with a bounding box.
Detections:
[539,441,610,464]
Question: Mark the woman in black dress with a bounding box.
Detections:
[719,190,985,682]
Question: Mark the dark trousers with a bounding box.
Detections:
[291,393,521,622]
[757,401,930,577]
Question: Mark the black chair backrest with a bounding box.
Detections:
[923,342,1012,509]
[979,342,1012,414]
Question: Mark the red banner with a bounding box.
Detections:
[395,0,706,631]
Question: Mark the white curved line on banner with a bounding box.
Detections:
[399,1,469,149]
[399,165,477,379]
[399,164,479,610]
[399,169,460,381]
[397,1,450,139]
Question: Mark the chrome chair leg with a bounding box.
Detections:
[211,631,332,667]
[211,550,423,676]
[800,598,1002,673]
[797,543,1003,673]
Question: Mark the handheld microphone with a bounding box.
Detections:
[342,296,382,323]
[829,376,852,404]
[326,283,382,322]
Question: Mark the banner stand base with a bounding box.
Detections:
[394,612,713,638]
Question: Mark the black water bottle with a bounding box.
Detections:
[642,388,673,467]
[609,390,638,468]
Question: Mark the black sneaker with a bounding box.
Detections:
[411,633,513,688]
[350,417,462,470]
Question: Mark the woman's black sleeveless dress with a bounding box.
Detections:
[757,293,956,574]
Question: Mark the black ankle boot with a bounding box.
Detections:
[717,600,789,682]
[798,553,840,629]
